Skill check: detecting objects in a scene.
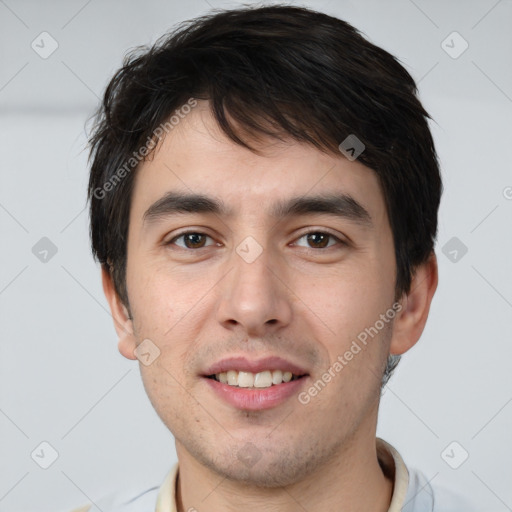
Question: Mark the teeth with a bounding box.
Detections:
[238,371,254,388]
[214,370,301,388]
[254,370,272,388]
[272,370,283,384]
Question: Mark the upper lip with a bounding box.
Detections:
[202,356,309,376]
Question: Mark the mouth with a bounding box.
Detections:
[200,356,310,410]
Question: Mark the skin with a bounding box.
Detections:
[102,101,438,512]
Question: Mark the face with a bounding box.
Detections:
[111,101,403,487]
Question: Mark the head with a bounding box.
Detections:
[88,4,440,486]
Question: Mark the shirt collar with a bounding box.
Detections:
[155,437,409,512]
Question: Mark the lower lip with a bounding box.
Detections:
[203,376,308,411]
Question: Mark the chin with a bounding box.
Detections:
[197,443,324,488]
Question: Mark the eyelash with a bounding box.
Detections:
[165,230,346,251]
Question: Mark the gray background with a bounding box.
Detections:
[0,0,511,510]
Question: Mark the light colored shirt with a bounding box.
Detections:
[69,438,475,512]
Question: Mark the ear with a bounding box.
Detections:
[389,251,438,355]
[101,265,137,360]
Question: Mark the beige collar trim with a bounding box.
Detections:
[376,437,410,511]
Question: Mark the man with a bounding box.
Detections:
[74,4,474,511]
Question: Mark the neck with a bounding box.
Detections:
[175,428,394,512]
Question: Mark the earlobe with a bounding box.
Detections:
[389,252,439,356]
[101,265,138,360]
[118,333,137,360]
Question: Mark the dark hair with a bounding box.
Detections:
[87,4,442,386]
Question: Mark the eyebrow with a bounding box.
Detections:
[142,191,373,228]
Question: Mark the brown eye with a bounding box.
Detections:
[168,232,214,249]
[295,231,342,249]
[306,233,330,248]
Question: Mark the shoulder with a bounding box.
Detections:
[405,466,477,512]
[376,439,476,512]
[67,484,160,512]
[431,482,478,512]
[65,462,179,512]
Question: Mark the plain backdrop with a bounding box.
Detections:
[0,0,511,511]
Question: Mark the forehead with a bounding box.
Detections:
[130,102,387,226]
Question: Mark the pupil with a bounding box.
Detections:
[308,233,328,248]
[186,233,204,248]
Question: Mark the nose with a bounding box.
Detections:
[216,243,293,338]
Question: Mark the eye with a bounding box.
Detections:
[165,230,345,251]
[293,231,345,249]
[167,231,216,249]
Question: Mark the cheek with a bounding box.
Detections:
[129,260,220,373]
[295,262,394,396]
[298,263,391,336]
[138,358,192,438]
[127,259,194,334]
